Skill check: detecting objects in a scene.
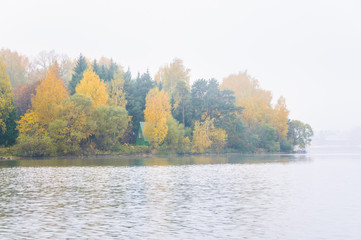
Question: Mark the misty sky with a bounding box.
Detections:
[1,0,360,132]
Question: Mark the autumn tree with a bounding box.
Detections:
[32,63,69,126]
[0,60,13,132]
[107,70,127,107]
[220,72,274,129]
[13,80,41,116]
[163,115,191,152]
[0,60,18,145]
[155,58,190,95]
[68,54,88,94]
[0,49,29,88]
[17,111,46,136]
[15,110,52,156]
[49,94,96,154]
[76,67,108,107]
[92,105,129,150]
[191,117,227,153]
[272,96,289,139]
[144,88,171,147]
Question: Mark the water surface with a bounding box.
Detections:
[1,154,361,239]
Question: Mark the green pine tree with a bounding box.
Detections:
[0,105,18,146]
[68,54,88,94]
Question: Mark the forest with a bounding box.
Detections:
[0,49,313,157]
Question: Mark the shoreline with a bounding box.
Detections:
[0,151,305,161]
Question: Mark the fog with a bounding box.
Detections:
[1,0,360,133]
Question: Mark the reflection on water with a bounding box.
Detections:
[0,154,308,168]
[1,154,361,239]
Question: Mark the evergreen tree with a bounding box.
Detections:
[0,106,18,146]
[68,54,88,94]
[124,70,154,143]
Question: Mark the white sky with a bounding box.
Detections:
[1,0,360,132]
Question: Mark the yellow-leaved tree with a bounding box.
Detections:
[144,87,171,147]
[220,72,274,129]
[75,67,108,107]
[271,96,289,139]
[191,117,227,153]
[17,110,47,136]
[107,70,127,108]
[154,58,190,96]
[31,63,69,126]
[0,60,14,133]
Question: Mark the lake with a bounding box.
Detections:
[1,152,361,239]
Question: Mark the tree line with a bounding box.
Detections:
[0,49,313,156]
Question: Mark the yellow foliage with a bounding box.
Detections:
[144,88,171,147]
[60,94,95,141]
[272,96,289,138]
[191,120,212,153]
[107,71,127,107]
[221,72,289,136]
[191,117,227,153]
[221,72,273,128]
[17,110,47,136]
[76,67,108,107]
[154,58,190,95]
[31,63,69,126]
[210,128,228,151]
[0,60,14,132]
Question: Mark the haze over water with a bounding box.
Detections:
[1,153,361,239]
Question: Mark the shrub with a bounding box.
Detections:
[14,134,55,157]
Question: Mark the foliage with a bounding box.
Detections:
[155,58,190,95]
[216,114,246,151]
[0,107,18,146]
[92,58,120,82]
[0,60,14,133]
[48,119,70,154]
[0,59,17,146]
[287,120,314,149]
[14,134,55,157]
[163,116,191,153]
[17,111,46,136]
[191,79,242,123]
[191,118,227,153]
[13,80,41,117]
[0,50,314,155]
[280,137,294,152]
[107,70,127,107]
[125,70,154,143]
[49,94,96,154]
[28,50,74,85]
[92,105,129,150]
[220,72,275,129]
[256,124,280,152]
[76,67,108,107]
[111,144,151,154]
[68,54,88,94]
[210,128,228,152]
[0,49,29,87]
[31,63,69,126]
[144,88,171,147]
[172,81,192,127]
[272,96,289,139]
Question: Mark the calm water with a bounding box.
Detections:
[1,153,361,239]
